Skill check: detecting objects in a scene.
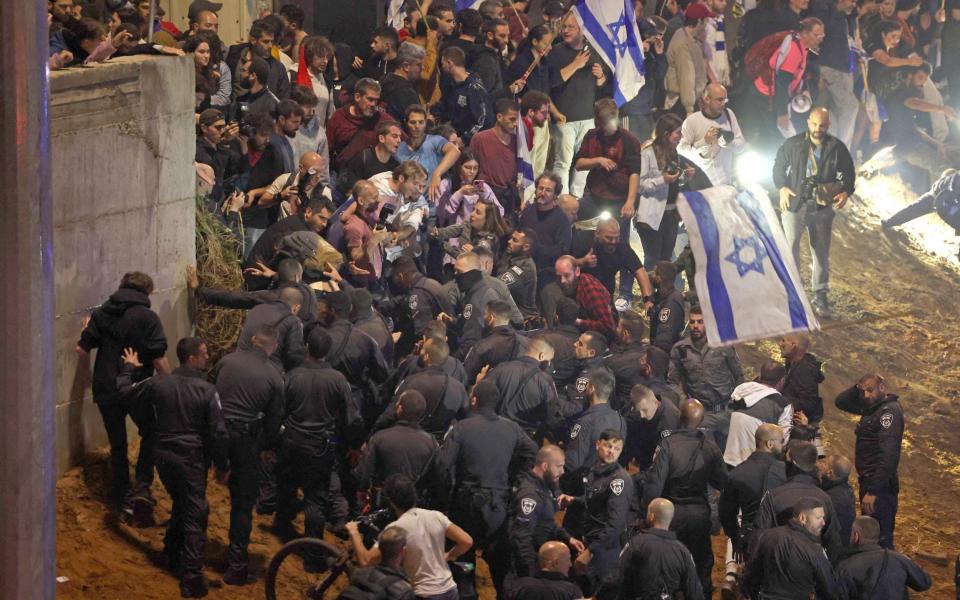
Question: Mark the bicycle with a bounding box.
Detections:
[264,509,393,600]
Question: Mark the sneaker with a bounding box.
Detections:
[812,292,832,319]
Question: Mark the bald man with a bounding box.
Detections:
[642,399,727,597]
[504,541,584,599]
[835,374,904,549]
[718,424,787,589]
[836,516,931,598]
[773,106,856,318]
[570,218,653,310]
[678,83,746,186]
[482,335,562,435]
[819,454,856,547]
[613,498,703,599]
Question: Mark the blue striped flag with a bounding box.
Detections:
[676,184,819,345]
[573,0,646,106]
[517,117,535,204]
[455,0,483,10]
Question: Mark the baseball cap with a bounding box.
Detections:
[188,0,223,20]
[684,2,714,22]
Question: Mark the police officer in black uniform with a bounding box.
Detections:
[541,297,584,389]
[496,227,540,320]
[613,498,704,600]
[117,339,229,598]
[835,373,905,550]
[374,338,470,441]
[563,368,627,480]
[322,290,390,428]
[274,328,362,554]
[603,310,649,411]
[622,382,681,472]
[642,399,728,598]
[564,331,609,412]
[390,256,455,355]
[444,252,503,359]
[482,335,562,437]
[718,424,787,566]
[837,516,932,598]
[440,380,539,595]
[648,261,686,354]
[509,445,586,578]
[350,288,395,365]
[463,300,529,384]
[752,440,843,562]
[572,429,633,586]
[236,286,305,372]
[213,324,284,586]
[390,320,469,387]
[353,391,445,502]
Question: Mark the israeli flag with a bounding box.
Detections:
[517,117,535,205]
[387,0,406,29]
[455,0,483,10]
[676,184,819,346]
[572,0,646,106]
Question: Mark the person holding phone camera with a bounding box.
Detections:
[678,83,745,186]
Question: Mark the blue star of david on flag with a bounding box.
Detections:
[725,235,768,277]
[607,12,631,57]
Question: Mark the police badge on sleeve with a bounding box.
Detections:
[610,478,625,496]
[521,498,537,515]
[880,413,893,429]
[462,303,473,320]
[570,423,582,439]
[659,308,671,323]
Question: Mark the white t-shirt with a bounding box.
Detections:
[677,109,745,187]
[381,508,457,596]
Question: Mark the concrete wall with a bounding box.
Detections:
[50,55,196,476]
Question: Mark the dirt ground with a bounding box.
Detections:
[57,175,960,599]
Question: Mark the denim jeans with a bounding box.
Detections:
[242,226,266,261]
[780,202,835,293]
[819,66,858,150]
[551,119,593,196]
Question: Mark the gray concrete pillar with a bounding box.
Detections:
[0,1,56,598]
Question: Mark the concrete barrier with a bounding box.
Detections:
[50,55,196,476]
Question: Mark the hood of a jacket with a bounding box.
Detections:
[731,381,778,408]
[102,288,151,316]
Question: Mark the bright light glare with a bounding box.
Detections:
[736,151,774,186]
[599,210,612,220]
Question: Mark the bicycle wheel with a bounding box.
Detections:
[264,537,348,600]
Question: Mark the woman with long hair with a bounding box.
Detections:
[432,199,510,269]
[505,24,556,97]
[183,31,222,112]
[634,113,695,270]
[435,150,504,227]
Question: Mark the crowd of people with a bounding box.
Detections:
[58,0,958,597]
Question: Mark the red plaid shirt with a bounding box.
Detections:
[576,273,615,337]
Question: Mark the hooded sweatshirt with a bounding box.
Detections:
[724,381,792,467]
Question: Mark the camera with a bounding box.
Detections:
[798,175,820,204]
[718,129,735,144]
[378,203,396,227]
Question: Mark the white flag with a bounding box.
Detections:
[572,0,646,106]
[676,184,819,346]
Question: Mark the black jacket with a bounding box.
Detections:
[452,270,502,359]
[440,410,538,491]
[835,388,904,495]
[472,45,506,95]
[509,471,574,577]
[496,255,539,319]
[773,132,856,212]
[213,347,284,449]
[237,300,305,372]
[604,341,650,412]
[581,460,633,553]
[283,358,360,447]
[616,528,704,600]
[624,396,681,472]
[504,571,583,600]
[407,273,455,337]
[782,352,825,422]
[339,564,415,600]
[649,287,685,354]
[117,364,229,472]
[376,366,470,441]
[540,326,581,389]
[564,403,627,476]
[380,72,421,121]
[753,469,843,562]
[485,356,562,433]
[391,353,468,389]
[719,451,787,551]
[836,544,932,599]
[823,478,857,550]
[325,319,391,423]
[354,420,442,491]
[198,281,319,331]
[78,288,168,401]
[742,521,843,600]
[463,325,528,384]
[642,428,728,507]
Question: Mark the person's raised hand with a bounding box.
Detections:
[121,347,143,368]
[570,49,591,70]
[581,248,598,268]
[186,265,200,289]
[111,30,133,48]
